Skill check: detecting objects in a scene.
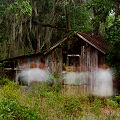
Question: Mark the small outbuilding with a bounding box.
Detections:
[0,32,108,90]
[46,32,107,73]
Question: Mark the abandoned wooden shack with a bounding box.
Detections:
[0,32,108,92]
[1,32,107,72]
[45,32,108,73]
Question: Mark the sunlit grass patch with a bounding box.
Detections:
[0,80,120,119]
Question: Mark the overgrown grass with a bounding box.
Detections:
[0,78,120,120]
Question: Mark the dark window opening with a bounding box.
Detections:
[68,55,80,67]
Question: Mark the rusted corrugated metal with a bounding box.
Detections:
[77,32,108,54]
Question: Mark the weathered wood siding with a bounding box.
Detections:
[48,41,104,73]
[98,52,105,66]
[88,46,98,72]
[80,45,99,72]
[48,48,62,73]
[17,56,47,70]
[16,44,104,73]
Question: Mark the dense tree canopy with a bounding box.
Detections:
[0,0,120,76]
[0,0,92,59]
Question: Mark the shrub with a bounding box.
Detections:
[0,70,7,81]
[49,73,62,92]
[62,96,82,116]
[49,83,61,92]
[106,99,118,108]
[0,98,39,120]
[0,78,10,85]
[1,81,21,101]
[49,73,62,84]
[29,81,61,98]
[115,95,120,104]
[90,97,102,117]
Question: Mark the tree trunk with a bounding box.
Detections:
[92,7,100,35]
[33,0,41,53]
[65,5,70,32]
[114,0,120,21]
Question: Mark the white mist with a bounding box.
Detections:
[63,68,114,97]
[91,68,113,97]
[16,68,49,86]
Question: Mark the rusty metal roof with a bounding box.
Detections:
[77,32,108,54]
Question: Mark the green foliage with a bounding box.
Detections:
[69,5,93,32]
[49,73,61,82]
[7,0,32,18]
[0,0,32,60]
[90,97,102,117]
[63,97,82,116]
[58,1,93,32]
[0,0,10,17]
[87,0,120,77]
[29,81,61,98]
[0,98,39,120]
[0,67,8,81]
[106,14,115,28]
[0,62,5,68]
[50,83,61,92]
[87,0,114,22]
[0,78,10,85]
[87,0,114,35]
[115,95,120,104]
[106,19,120,77]
[1,81,21,100]
[0,79,120,119]
[106,99,118,108]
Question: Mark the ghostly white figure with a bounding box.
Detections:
[16,68,49,86]
[64,72,89,85]
[92,68,113,97]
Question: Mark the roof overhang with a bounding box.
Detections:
[77,33,106,54]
